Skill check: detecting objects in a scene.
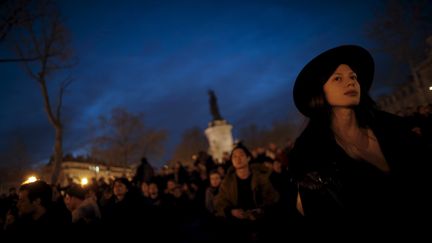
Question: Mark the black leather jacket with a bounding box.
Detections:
[290,109,429,222]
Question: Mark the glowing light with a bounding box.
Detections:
[22,176,38,184]
[81,177,88,186]
[429,86,432,91]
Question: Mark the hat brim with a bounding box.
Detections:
[293,45,374,117]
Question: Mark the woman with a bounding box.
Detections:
[290,45,429,229]
[205,170,222,214]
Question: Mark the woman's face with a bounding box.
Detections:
[323,64,361,108]
[210,173,222,188]
[231,148,250,170]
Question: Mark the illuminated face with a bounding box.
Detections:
[323,64,361,108]
[141,182,149,196]
[17,190,35,216]
[148,183,159,199]
[209,173,222,188]
[231,148,250,170]
[272,161,282,173]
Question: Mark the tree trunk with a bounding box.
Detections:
[51,124,63,185]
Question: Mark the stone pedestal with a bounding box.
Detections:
[205,120,234,163]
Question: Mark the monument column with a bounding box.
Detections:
[204,90,234,163]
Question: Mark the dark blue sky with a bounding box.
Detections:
[1,0,398,169]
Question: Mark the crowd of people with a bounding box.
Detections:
[1,44,431,241]
[0,143,299,242]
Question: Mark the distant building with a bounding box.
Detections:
[41,161,134,187]
[377,36,432,114]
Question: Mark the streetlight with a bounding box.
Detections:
[81,177,88,186]
[22,176,38,185]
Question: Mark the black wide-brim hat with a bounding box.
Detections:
[293,45,374,117]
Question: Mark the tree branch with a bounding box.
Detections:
[56,77,74,120]
[14,42,38,80]
[0,56,40,63]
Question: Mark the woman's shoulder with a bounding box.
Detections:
[289,123,336,175]
[291,121,333,155]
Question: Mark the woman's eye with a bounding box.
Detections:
[351,75,357,80]
[334,76,342,81]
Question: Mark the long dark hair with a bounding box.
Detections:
[306,69,377,129]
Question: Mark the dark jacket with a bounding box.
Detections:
[290,110,429,226]
[213,163,279,218]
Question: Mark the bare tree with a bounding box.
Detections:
[0,135,31,170]
[238,119,299,150]
[0,0,48,62]
[264,120,298,148]
[8,0,74,184]
[173,126,208,164]
[238,124,265,149]
[367,0,432,85]
[90,107,167,169]
[1,0,30,42]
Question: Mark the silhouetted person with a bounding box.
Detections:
[7,180,60,233]
[132,157,155,187]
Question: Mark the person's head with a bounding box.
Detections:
[17,180,52,217]
[323,64,361,108]
[418,104,431,116]
[166,179,177,191]
[103,187,113,199]
[113,177,131,199]
[263,157,275,171]
[64,185,86,212]
[230,143,253,170]
[172,186,183,198]
[209,170,222,188]
[216,165,225,177]
[293,45,375,125]
[148,182,159,199]
[268,143,277,151]
[9,187,17,195]
[141,157,149,164]
[140,181,149,197]
[174,161,183,171]
[272,160,282,173]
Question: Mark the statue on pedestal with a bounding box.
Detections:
[208,90,223,121]
[205,90,233,163]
